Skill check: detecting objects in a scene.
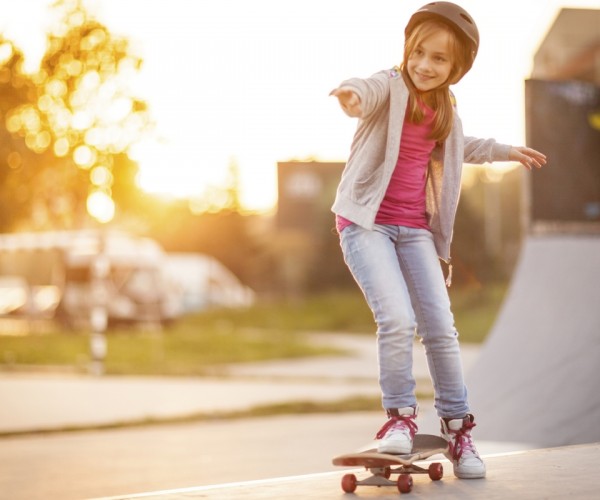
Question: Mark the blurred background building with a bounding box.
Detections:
[526,8,600,233]
[275,161,352,296]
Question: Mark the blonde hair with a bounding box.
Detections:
[401,19,471,142]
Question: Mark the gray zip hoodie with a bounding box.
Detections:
[331,68,512,263]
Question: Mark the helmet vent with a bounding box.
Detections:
[460,13,474,25]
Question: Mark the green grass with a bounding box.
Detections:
[192,291,375,333]
[0,324,340,376]
[188,283,507,341]
[0,284,507,375]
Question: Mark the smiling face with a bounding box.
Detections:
[406,27,454,92]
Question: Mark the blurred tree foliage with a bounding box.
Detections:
[0,0,150,231]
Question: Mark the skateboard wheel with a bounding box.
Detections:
[428,462,444,481]
[341,473,357,493]
[397,474,413,493]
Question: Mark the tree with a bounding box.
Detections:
[0,39,45,230]
[0,0,150,231]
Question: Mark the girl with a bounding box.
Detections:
[330,2,546,479]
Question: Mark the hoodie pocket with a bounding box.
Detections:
[351,162,384,205]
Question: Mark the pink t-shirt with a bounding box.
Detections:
[337,102,435,232]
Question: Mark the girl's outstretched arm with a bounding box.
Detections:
[509,146,547,170]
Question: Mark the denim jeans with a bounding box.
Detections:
[340,223,469,418]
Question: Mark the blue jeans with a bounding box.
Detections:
[340,223,469,418]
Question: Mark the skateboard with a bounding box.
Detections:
[332,434,449,494]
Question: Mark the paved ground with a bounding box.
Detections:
[2,333,597,499]
[0,333,487,500]
[0,409,530,500]
[0,412,384,500]
[93,442,600,500]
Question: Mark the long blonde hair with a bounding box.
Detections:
[400,19,472,142]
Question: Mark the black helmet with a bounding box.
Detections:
[405,2,479,74]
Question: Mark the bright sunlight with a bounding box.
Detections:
[2,0,599,213]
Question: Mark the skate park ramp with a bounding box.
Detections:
[464,233,600,447]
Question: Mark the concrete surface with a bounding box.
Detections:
[0,372,378,433]
[92,443,600,500]
[465,235,600,447]
[2,326,596,500]
[0,333,486,500]
[0,412,388,500]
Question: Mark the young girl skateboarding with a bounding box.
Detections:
[330,2,546,479]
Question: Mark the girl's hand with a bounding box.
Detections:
[330,87,362,117]
[509,146,547,170]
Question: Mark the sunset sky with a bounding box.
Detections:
[1,0,598,212]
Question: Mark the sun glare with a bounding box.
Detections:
[131,141,278,212]
[86,190,115,223]
[3,0,599,216]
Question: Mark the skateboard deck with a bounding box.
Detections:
[332,434,449,494]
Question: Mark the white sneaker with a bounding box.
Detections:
[376,407,418,455]
[440,414,486,479]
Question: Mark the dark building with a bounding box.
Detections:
[275,161,351,292]
[276,161,345,234]
[526,8,600,233]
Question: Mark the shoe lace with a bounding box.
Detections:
[450,420,477,461]
[375,415,418,440]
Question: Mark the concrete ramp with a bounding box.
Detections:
[94,443,600,499]
[466,234,600,447]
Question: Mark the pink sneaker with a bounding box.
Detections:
[440,414,486,479]
[376,407,418,455]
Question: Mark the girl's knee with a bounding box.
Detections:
[376,310,416,337]
[420,326,459,349]
[417,308,457,343]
